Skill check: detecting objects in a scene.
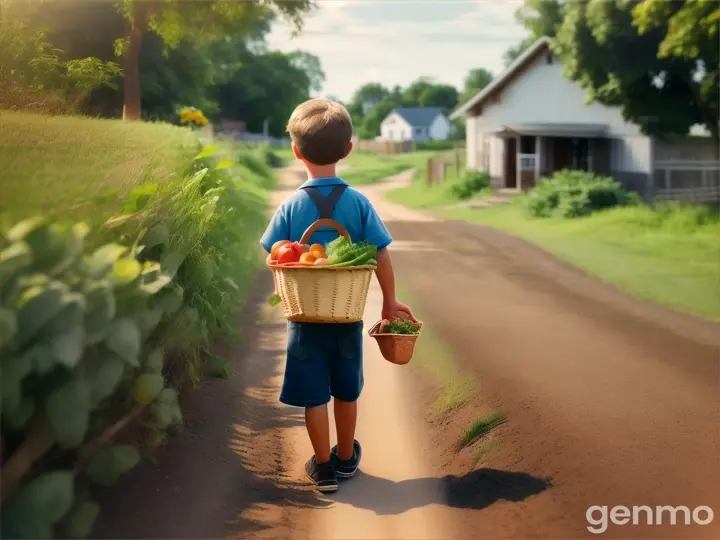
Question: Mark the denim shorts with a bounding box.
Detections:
[280,321,364,408]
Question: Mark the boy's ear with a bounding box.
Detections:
[291,142,303,161]
[342,141,353,159]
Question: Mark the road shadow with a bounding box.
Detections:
[93,272,331,539]
[333,468,551,516]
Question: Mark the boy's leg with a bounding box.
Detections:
[334,398,357,460]
[329,322,364,477]
[305,404,331,463]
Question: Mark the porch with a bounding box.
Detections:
[493,124,611,191]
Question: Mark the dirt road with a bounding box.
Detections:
[95,166,719,539]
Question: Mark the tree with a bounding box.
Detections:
[402,77,458,111]
[459,68,493,104]
[117,0,314,120]
[554,0,718,148]
[503,0,564,66]
[288,50,325,94]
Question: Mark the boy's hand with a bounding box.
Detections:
[382,299,418,323]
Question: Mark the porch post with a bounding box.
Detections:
[516,136,522,192]
[535,136,542,183]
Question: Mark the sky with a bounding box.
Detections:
[266,0,528,103]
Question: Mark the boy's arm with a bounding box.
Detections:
[361,199,417,322]
[375,248,417,322]
[260,205,289,254]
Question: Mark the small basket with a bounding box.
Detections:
[368,320,423,365]
[268,219,375,323]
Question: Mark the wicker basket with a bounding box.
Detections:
[368,320,423,365]
[268,219,375,323]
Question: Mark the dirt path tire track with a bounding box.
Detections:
[359,173,720,538]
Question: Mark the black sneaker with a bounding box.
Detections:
[304,456,338,493]
[331,440,362,479]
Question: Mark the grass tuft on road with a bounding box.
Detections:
[458,412,508,449]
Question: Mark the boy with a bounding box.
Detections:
[260,99,416,493]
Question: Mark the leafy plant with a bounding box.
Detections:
[450,170,491,200]
[525,170,632,218]
[383,319,422,335]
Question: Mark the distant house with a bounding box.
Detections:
[380,107,451,142]
[452,37,717,200]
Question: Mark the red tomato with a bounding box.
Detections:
[270,240,290,260]
[290,242,307,256]
[276,245,300,264]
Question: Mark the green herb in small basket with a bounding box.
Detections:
[268,293,281,307]
[383,319,421,335]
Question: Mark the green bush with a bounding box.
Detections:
[415,140,459,151]
[525,170,632,218]
[0,142,272,538]
[449,170,491,200]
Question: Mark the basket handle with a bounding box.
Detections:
[300,219,351,245]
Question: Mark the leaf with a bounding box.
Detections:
[1,351,33,412]
[63,501,100,539]
[146,347,164,373]
[132,373,164,405]
[267,293,281,307]
[83,281,116,345]
[87,354,125,405]
[46,380,91,448]
[110,259,141,287]
[161,251,187,278]
[214,160,234,170]
[0,307,17,347]
[1,471,74,538]
[6,216,47,242]
[85,445,140,487]
[194,144,216,160]
[152,402,174,429]
[86,244,128,278]
[24,343,55,375]
[49,325,85,369]
[159,286,183,314]
[123,184,158,213]
[49,223,89,276]
[136,307,163,335]
[15,281,69,347]
[207,356,230,380]
[141,274,172,295]
[4,396,35,430]
[105,318,141,366]
[141,224,169,248]
[0,241,32,284]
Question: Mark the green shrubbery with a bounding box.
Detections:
[415,140,459,151]
[449,170,491,200]
[525,170,634,218]
[0,141,273,538]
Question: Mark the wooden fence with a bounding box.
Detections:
[426,148,465,185]
[353,139,416,154]
[653,160,720,204]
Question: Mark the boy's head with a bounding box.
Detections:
[287,99,353,166]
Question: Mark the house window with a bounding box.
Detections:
[388,130,393,140]
[415,127,423,135]
[546,52,554,65]
[520,136,536,154]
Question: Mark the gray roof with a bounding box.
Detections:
[392,107,444,127]
[491,123,608,138]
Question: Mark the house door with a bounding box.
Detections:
[504,138,517,188]
[553,137,571,171]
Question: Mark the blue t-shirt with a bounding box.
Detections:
[260,177,392,252]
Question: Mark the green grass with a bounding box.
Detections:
[439,202,720,320]
[386,166,491,209]
[458,412,508,449]
[0,111,197,224]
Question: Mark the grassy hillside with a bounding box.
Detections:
[0,111,197,223]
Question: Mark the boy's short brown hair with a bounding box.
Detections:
[286,99,353,165]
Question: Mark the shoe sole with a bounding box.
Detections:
[305,470,338,493]
[335,466,359,479]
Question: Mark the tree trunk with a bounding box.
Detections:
[122,4,149,121]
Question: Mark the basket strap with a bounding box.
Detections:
[301,185,348,219]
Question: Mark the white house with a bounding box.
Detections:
[452,37,718,200]
[380,107,451,142]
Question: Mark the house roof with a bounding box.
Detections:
[491,123,609,138]
[390,107,445,127]
[450,37,552,120]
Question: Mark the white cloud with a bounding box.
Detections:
[266,0,527,101]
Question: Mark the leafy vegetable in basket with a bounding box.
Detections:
[326,237,377,267]
[382,319,422,335]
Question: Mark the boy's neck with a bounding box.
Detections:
[304,162,338,180]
